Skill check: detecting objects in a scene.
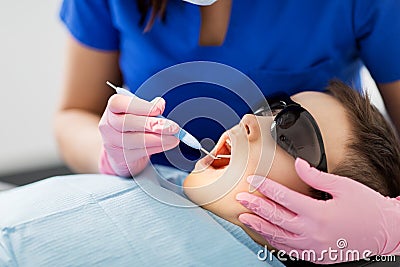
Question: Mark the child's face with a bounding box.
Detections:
[183,91,351,245]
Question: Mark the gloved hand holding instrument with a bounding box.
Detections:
[99,82,219,177]
[98,83,181,177]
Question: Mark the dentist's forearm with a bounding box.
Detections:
[54,109,103,173]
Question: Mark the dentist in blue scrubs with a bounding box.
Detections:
[55,0,400,264]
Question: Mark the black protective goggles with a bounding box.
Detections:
[254,94,328,173]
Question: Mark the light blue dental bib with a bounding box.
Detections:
[0,165,283,266]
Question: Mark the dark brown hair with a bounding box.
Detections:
[322,80,400,198]
[137,0,169,32]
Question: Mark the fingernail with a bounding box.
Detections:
[163,121,180,133]
[247,175,264,185]
[152,104,165,115]
[295,158,318,178]
[163,135,180,146]
[247,175,265,192]
[238,215,251,227]
[242,221,252,228]
[295,158,310,169]
[239,219,255,231]
[236,193,258,210]
[236,192,245,200]
[152,104,163,114]
[238,200,249,206]
[171,124,180,133]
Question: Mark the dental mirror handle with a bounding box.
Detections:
[106,81,202,150]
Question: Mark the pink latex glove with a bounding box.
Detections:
[236,158,400,264]
[98,94,180,177]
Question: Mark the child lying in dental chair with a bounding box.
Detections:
[183,80,400,249]
[0,80,399,266]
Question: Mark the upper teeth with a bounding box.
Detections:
[225,138,232,152]
[215,137,232,159]
[226,138,231,147]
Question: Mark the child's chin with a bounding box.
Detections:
[184,163,228,190]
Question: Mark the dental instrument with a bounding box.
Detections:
[216,155,231,159]
[200,147,219,160]
[106,81,219,159]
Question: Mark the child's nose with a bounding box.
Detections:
[240,114,261,142]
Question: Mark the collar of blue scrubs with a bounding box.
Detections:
[183,0,218,6]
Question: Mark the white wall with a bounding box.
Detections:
[360,66,389,119]
[0,0,66,174]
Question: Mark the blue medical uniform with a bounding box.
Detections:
[60,0,400,170]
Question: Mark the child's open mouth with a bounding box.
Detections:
[193,132,233,173]
[217,138,231,158]
[209,133,232,169]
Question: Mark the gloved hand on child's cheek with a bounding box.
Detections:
[236,158,400,264]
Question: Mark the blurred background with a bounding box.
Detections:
[0,0,388,190]
[0,0,71,189]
